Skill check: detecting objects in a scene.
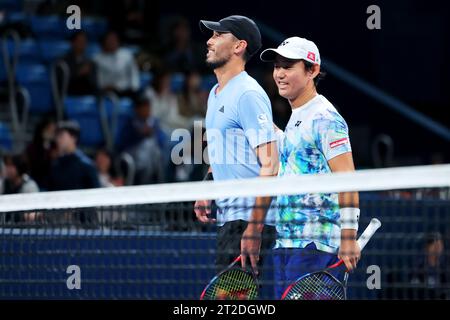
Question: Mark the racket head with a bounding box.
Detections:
[200,258,259,300]
[281,270,348,300]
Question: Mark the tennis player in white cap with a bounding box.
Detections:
[260,37,361,298]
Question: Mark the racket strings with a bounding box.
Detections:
[204,269,258,300]
[284,272,345,300]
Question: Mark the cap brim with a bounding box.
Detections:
[199,20,230,34]
[260,48,304,62]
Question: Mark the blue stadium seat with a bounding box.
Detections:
[4,12,28,24]
[171,73,185,93]
[81,17,108,40]
[30,15,66,40]
[201,75,217,91]
[111,98,134,147]
[103,97,134,146]
[86,43,101,58]
[65,95,106,147]
[16,63,53,114]
[40,40,71,63]
[10,38,42,64]
[139,71,153,89]
[0,121,13,152]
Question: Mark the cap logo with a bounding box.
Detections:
[280,40,289,47]
[307,52,316,61]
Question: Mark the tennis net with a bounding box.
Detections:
[0,164,449,299]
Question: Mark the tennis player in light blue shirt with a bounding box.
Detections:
[205,71,277,224]
[194,15,279,277]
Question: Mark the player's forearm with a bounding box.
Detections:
[341,228,357,241]
[248,195,272,232]
[338,191,359,208]
[248,167,278,231]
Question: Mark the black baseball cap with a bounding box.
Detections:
[199,15,262,57]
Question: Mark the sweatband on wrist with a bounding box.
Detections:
[339,207,360,230]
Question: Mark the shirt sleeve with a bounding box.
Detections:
[275,129,285,154]
[313,114,352,161]
[237,91,276,149]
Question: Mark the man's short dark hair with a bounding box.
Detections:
[3,154,29,176]
[424,232,443,247]
[303,60,326,87]
[56,121,80,142]
[134,92,151,107]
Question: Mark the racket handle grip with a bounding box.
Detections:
[357,218,381,251]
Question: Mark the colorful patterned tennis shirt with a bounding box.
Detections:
[275,94,352,253]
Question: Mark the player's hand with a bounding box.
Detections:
[338,237,361,271]
[240,224,263,275]
[194,200,215,223]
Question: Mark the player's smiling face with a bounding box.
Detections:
[205,31,236,69]
[273,55,310,101]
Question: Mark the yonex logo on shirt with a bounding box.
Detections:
[295,121,302,127]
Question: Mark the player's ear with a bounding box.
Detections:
[310,64,320,79]
[235,39,248,55]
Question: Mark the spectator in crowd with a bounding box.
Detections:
[177,71,207,121]
[63,31,98,95]
[410,232,448,299]
[1,154,39,195]
[119,94,166,184]
[48,121,100,191]
[1,154,40,224]
[95,148,124,187]
[25,116,58,191]
[145,69,193,136]
[163,16,207,73]
[48,121,100,226]
[93,30,140,97]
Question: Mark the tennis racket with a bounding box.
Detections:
[200,256,259,300]
[281,217,382,300]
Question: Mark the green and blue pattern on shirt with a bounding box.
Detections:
[275,95,352,254]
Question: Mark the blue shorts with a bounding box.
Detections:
[273,243,339,299]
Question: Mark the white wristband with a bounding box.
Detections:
[339,207,360,230]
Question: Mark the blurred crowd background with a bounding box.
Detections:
[0,0,449,195]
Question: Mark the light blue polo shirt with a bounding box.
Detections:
[205,71,277,226]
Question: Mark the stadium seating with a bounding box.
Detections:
[80,17,108,41]
[107,97,134,148]
[16,63,53,114]
[30,15,67,40]
[65,95,106,147]
[0,121,13,152]
[8,38,42,64]
[40,40,71,63]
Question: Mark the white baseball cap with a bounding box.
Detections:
[260,36,321,65]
